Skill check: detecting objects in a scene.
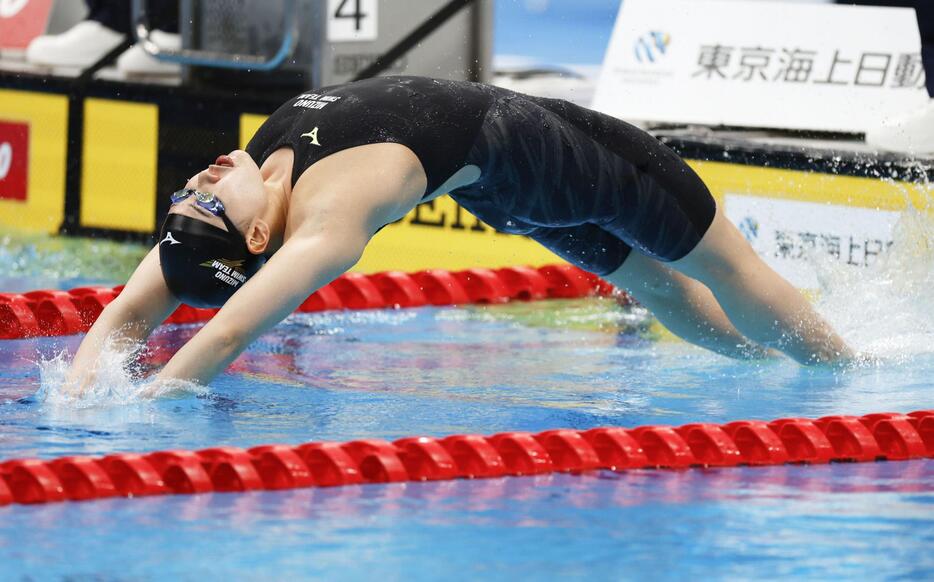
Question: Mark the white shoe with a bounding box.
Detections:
[865,99,934,154]
[26,20,125,68]
[117,30,181,77]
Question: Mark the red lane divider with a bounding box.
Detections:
[1,410,931,507]
[0,264,617,340]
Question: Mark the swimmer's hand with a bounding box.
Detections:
[63,374,94,399]
[136,378,206,400]
[66,246,181,398]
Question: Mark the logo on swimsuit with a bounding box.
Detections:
[160,231,182,246]
[301,127,321,146]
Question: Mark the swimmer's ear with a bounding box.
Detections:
[244,219,271,255]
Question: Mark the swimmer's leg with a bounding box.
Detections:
[511,96,849,363]
[529,223,772,359]
[605,252,775,360]
[669,204,854,365]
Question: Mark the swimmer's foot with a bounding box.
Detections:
[800,349,881,371]
[731,342,783,361]
[849,351,887,368]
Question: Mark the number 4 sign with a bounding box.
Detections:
[327,0,378,42]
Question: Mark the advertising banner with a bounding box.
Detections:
[0,0,54,51]
[593,0,928,132]
[724,194,902,289]
[0,121,28,201]
[0,89,68,233]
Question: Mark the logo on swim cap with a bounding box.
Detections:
[161,231,182,246]
[199,258,248,288]
[199,258,245,269]
[159,213,264,308]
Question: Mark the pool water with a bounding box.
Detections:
[2,461,931,580]
[1,299,932,580]
[2,205,934,580]
[0,231,146,293]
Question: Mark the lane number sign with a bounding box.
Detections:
[327,0,378,42]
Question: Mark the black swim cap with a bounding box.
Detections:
[158,213,264,308]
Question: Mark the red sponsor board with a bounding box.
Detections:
[0,0,54,50]
[0,121,29,201]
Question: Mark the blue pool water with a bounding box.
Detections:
[2,2,932,574]
[1,298,933,579]
[2,207,934,579]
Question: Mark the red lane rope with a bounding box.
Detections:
[0,264,618,340]
[1,411,931,506]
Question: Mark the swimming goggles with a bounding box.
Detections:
[170,188,227,217]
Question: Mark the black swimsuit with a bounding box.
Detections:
[245,75,716,276]
[245,76,495,194]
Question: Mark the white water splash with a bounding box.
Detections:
[813,201,934,364]
[35,335,206,408]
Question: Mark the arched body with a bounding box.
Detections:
[67,76,853,391]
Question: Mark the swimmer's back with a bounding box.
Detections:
[245,76,497,194]
[246,75,714,277]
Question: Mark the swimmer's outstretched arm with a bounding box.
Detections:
[154,145,423,386]
[154,229,367,385]
[66,246,181,392]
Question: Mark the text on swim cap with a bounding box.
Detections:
[209,259,247,287]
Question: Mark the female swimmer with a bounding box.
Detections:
[67,76,853,388]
